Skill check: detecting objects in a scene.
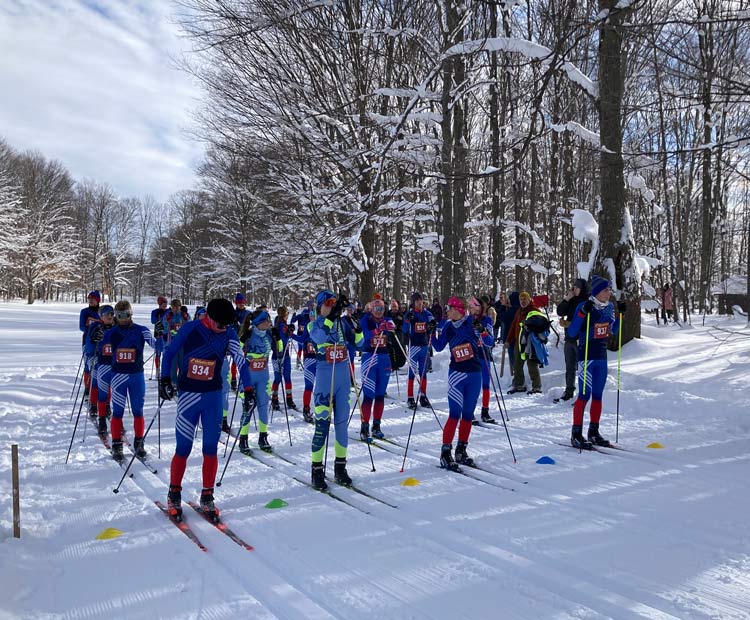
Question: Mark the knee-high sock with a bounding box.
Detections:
[373,397,384,422]
[442,417,458,445]
[407,378,414,398]
[573,399,586,426]
[170,454,188,487]
[202,454,218,489]
[134,416,145,438]
[590,399,603,424]
[361,398,372,424]
[482,388,490,408]
[111,417,123,441]
[303,389,312,409]
[458,419,472,443]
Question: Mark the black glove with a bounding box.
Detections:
[158,377,175,401]
[243,387,256,413]
[426,319,437,334]
[405,310,414,322]
[582,299,594,314]
[473,319,488,335]
[329,297,346,321]
[618,300,627,314]
[154,321,164,337]
[91,326,104,342]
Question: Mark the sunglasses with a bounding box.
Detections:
[115,311,132,320]
[372,304,385,312]
[323,298,338,307]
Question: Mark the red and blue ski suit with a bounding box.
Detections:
[79,306,100,389]
[402,308,434,399]
[272,318,294,400]
[291,322,317,412]
[359,313,394,425]
[92,323,115,419]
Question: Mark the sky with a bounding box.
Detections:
[0,0,204,202]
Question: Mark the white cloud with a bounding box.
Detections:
[0,0,204,201]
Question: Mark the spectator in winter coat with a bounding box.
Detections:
[662,283,674,323]
[506,292,543,393]
[430,298,443,323]
[151,296,169,374]
[497,291,519,371]
[556,278,589,401]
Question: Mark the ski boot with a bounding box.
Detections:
[230,377,237,391]
[88,402,97,419]
[440,443,459,472]
[480,407,495,423]
[311,462,327,491]
[527,388,543,395]
[587,423,611,447]
[221,417,231,433]
[419,394,431,408]
[359,422,371,442]
[133,436,147,459]
[302,406,314,424]
[97,416,108,437]
[286,396,297,410]
[455,441,475,467]
[560,389,574,402]
[271,394,281,411]
[199,487,220,523]
[239,434,251,455]
[371,421,384,440]
[334,457,352,486]
[111,440,124,463]
[167,485,182,521]
[258,432,273,453]
[507,386,526,394]
[571,424,592,450]
[406,397,417,409]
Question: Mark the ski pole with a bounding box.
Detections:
[272,337,292,425]
[70,364,85,422]
[70,352,84,399]
[347,361,376,472]
[346,339,382,427]
[391,333,442,430]
[113,399,164,494]
[322,331,340,477]
[583,313,591,394]
[223,386,241,458]
[488,353,510,421]
[65,389,88,464]
[616,311,623,443]
[479,336,517,463]
[217,401,256,487]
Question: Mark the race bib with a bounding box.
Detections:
[594,323,610,339]
[414,322,426,334]
[250,358,268,371]
[451,342,474,362]
[187,357,215,380]
[116,348,136,364]
[103,344,112,356]
[325,345,347,363]
[306,342,316,355]
[370,334,387,349]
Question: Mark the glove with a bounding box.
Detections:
[91,326,104,342]
[383,320,396,332]
[473,319,488,335]
[154,321,164,337]
[582,299,594,314]
[618,300,627,314]
[329,296,346,321]
[426,319,437,334]
[404,310,414,322]
[243,387,256,413]
[158,377,175,401]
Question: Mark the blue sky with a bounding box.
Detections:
[0,0,203,201]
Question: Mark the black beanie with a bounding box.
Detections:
[207,298,235,326]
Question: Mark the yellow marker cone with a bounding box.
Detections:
[96,527,123,540]
[646,442,664,449]
[401,477,420,487]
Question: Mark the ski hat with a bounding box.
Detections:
[88,290,101,302]
[590,275,611,297]
[157,295,168,305]
[194,306,207,319]
[371,294,385,311]
[519,291,531,302]
[252,309,271,326]
[410,291,423,304]
[306,299,314,309]
[315,289,337,311]
[446,296,467,314]
[100,304,114,316]
[234,293,246,304]
[573,278,587,294]
[207,298,235,326]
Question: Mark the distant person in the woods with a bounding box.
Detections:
[662,283,674,324]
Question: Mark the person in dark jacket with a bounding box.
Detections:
[497,291,519,374]
[556,278,589,401]
[430,298,443,323]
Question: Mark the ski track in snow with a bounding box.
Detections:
[1,302,749,620]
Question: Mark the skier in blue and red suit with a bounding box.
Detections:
[88,305,115,438]
[79,290,101,396]
[291,314,317,423]
[402,291,435,409]
[432,296,492,469]
[358,294,395,442]
[291,300,315,368]
[229,293,250,390]
[99,300,158,463]
[150,295,169,374]
[83,304,113,420]
[159,298,253,522]
[160,298,190,383]
[567,275,626,449]
[271,306,297,410]
[468,296,497,424]
[309,290,364,490]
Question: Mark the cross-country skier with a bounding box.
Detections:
[432,296,485,470]
[161,299,190,383]
[402,291,435,409]
[567,275,625,448]
[469,296,497,422]
[150,296,168,374]
[100,300,158,462]
[89,305,115,437]
[271,306,296,410]
[291,315,317,423]
[83,304,112,420]
[358,294,395,442]
[79,290,101,396]
[229,293,250,390]
[159,298,253,522]
[237,309,274,454]
[291,300,315,369]
[309,290,364,490]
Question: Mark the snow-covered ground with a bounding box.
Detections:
[1,302,749,620]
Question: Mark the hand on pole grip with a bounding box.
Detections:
[617,300,627,314]
[243,387,256,413]
[158,377,175,401]
[581,299,594,314]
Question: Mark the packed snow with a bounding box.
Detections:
[1,302,749,620]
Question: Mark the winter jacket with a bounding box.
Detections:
[505,300,537,346]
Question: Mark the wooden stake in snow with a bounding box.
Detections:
[12,444,20,538]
